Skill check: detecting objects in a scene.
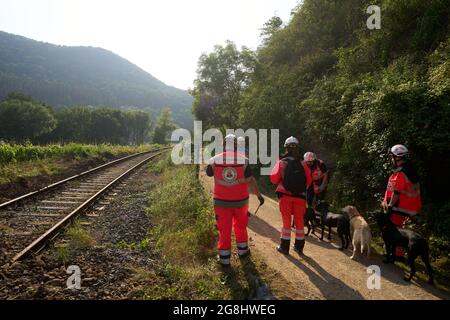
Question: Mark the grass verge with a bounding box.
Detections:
[0,143,160,187]
[140,158,282,300]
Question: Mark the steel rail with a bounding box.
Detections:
[10,150,166,262]
[0,148,167,209]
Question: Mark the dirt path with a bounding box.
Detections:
[199,169,449,300]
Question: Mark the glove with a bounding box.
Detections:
[258,195,265,206]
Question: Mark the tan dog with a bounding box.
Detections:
[342,206,372,259]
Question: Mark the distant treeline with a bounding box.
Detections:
[0,93,176,145]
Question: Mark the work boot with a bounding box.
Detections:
[216,255,231,268]
[238,249,251,259]
[294,239,305,256]
[277,239,290,255]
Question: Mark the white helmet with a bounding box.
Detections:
[224,134,237,143]
[237,136,245,144]
[390,144,409,157]
[284,136,299,147]
[304,152,316,162]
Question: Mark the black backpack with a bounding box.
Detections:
[282,158,307,196]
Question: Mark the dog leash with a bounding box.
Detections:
[253,204,262,216]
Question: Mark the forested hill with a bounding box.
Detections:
[0,31,193,128]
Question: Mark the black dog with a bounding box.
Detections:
[316,201,351,250]
[304,207,317,236]
[376,212,434,284]
[291,208,320,236]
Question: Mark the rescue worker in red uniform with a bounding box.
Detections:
[381,144,422,258]
[270,137,311,256]
[206,134,264,266]
[304,152,329,208]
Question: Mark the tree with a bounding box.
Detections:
[191,0,450,243]
[0,31,193,128]
[51,107,93,143]
[0,98,56,142]
[49,106,153,145]
[126,110,152,145]
[191,41,256,128]
[153,108,176,144]
[259,16,283,45]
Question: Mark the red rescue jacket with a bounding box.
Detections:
[384,167,422,217]
[270,156,311,198]
[310,159,326,194]
[209,151,249,208]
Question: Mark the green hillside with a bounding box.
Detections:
[0,31,193,128]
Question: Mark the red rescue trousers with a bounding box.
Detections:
[214,205,249,264]
[279,196,306,241]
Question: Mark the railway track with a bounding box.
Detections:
[0,149,166,266]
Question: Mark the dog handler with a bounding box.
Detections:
[271,136,311,255]
[381,144,422,258]
[206,134,264,266]
[304,152,329,206]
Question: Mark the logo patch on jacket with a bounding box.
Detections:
[222,167,238,182]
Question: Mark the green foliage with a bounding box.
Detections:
[116,238,151,251]
[152,108,176,144]
[192,41,257,128]
[147,164,216,263]
[148,154,172,174]
[0,93,153,145]
[140,162,257,300]
[194,0,450,243]
[0,143,155,165]
[65,220,95,248]
[50,106,153,145]
[54,245,72,264]
[0,97,56,142]
[259,16,283,45]
[53,220,94,263]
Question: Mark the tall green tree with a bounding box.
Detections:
[153,108,176,144]
[192,0,450,242]
[126,110,152,145]
[259,16,283,45]
[191,41,256,128]
[0,97,56,142]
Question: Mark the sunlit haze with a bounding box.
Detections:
[0,0,300,90]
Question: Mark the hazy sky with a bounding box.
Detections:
[0,0,300,90]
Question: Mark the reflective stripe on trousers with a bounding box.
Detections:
[295,229,305,240]
[219,249,231,265]
[215,205,249,262]
[279,196,306,241]
[237,241,249,256]
[280,228,291,240]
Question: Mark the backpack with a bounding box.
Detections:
[282,158,307,196]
